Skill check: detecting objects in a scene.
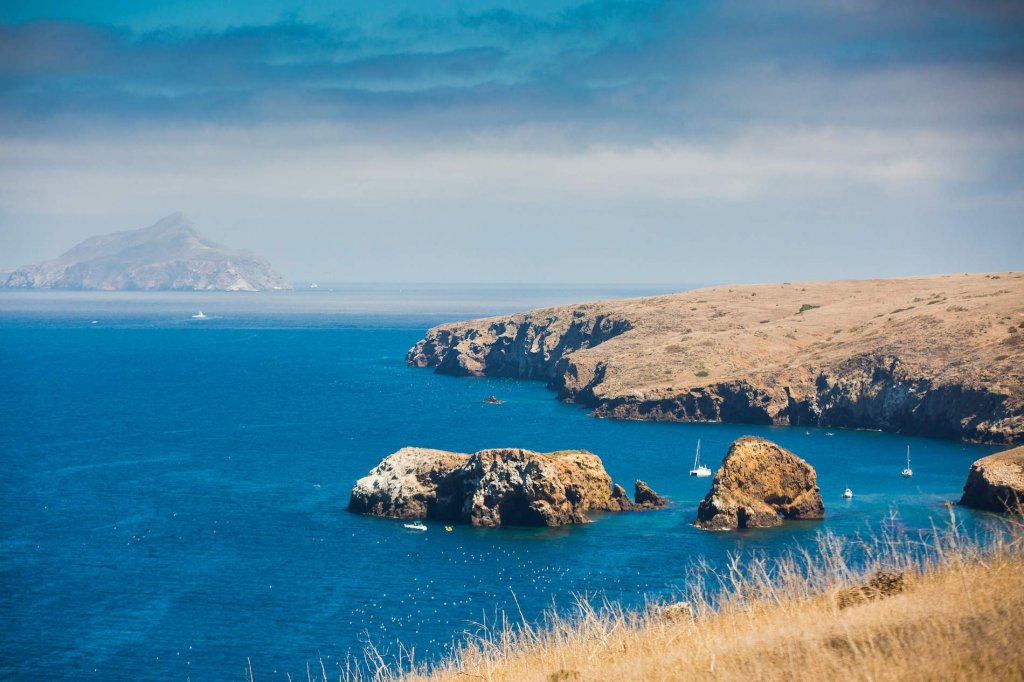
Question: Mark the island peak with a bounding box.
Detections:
[4,213,290,292]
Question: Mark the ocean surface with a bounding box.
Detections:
[0,285,1007,681]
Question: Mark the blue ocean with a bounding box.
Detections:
[0,286,1005,681]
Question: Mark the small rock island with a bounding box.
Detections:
[695,436,825,530]
[348,447,667,527]
[959,446,1024,512]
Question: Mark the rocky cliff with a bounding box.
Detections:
[695,436,824,530]
[347,447,667,527]
[3,213,290,291]
[959,446,1024,512]
[408,274,1024,444]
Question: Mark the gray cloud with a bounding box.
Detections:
[1,1,1022,282]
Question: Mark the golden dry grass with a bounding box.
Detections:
[320,513,1024,682]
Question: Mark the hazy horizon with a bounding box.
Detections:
[2,1,1023,284]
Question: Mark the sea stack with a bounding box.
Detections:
[959,446,1024,512]
[695,436,824,530]
[348,447,667,527]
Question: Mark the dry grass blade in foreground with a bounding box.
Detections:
[389,514,1024,682]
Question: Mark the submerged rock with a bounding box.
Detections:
[695,436,824,530]
[959,446,1024,512]
[348,447,667,527]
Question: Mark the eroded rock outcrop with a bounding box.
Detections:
[408,274,1024,444]
[959,446,1024,512]
[348,447,667,527]
[695,437,824,530]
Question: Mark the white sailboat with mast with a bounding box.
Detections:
[902,445,913,477]
[689,439,712,477]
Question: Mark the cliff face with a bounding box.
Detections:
[959,446,1024,512]
[347,447,667,527]
[695,437,824,530]
[3,213,290,291]
[408,274,1024,444]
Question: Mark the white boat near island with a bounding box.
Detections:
[404,521,427,531]
[689,440,713,477]
[902,445,913,477]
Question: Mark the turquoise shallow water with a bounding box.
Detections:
[0,288,1006,681]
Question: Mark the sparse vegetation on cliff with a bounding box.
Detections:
[407,273,1024,443]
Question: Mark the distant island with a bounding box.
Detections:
[3,213,290,292]
[409,273,1024,444]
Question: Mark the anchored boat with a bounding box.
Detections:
[689,440,713,478]
[902,445,913,478]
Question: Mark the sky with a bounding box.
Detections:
[1,0,1022,284]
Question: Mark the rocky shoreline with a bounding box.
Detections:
[959,446,1024,512]
[408,274,1024,444]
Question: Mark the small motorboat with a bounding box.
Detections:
[191,311,208,319]
[843,488,853,499]
[825,432,834,436]
[403,521,427,531]
[689,440,713,477]
[901,445,913,478]
[444,526,453,532]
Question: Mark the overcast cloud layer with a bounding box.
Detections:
[1,0,1022,283]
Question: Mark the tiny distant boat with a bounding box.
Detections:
[902,445,913,478]
[309,283,319,289]
[191,311,208,319]
[843,488,853,499]
[444,526,453,532]
[825,432,834,436]
[689,440,713,478]
[483,395,503,405]
[90,320,98,325]
[403,521,427,531]
[805,431,811,436]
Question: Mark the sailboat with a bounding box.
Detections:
[689,440,713,477]
[902,445,913,477]
[191,311,208,319]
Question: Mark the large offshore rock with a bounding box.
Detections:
[695,437,824,530]
[348,447,667,527]
[959,446,1024,512]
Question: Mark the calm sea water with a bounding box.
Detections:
[0,286,1006,681]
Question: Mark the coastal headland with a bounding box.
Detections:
[409,273,1024,443]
